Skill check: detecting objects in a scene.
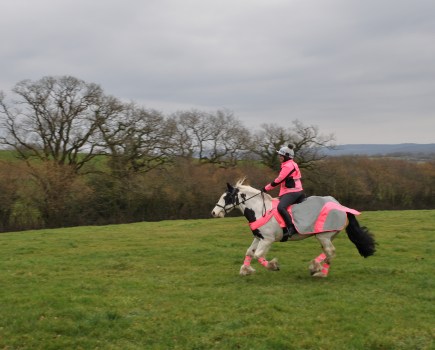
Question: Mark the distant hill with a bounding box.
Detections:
[322,143,435,158]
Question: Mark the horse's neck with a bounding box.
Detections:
[241,192,273,217]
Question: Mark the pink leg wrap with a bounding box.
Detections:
[321,263,330,276]
[258,257,268,267]
[315,253,327,263]
[243,256,252,266]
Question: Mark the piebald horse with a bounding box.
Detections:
[211,179,376,277]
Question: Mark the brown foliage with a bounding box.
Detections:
[0,155,434,232]
[304,157,435,210]
[2,161,94,231]
[0,161,23,231]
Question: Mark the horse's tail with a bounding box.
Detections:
[345,213,376,258]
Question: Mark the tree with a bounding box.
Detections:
[21,162,94,228]
[250,120,335,170]
[0,161,21,231]
[96,102,173,177]
[0,76,108,173]
[202,110,252,167]
[170,109,251,167]
[0,76,120,229]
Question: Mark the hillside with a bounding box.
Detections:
[0,211,433,349]
[3,144,435,159]
[323,143,435,158]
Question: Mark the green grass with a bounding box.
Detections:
[0,210,434,349]
[0,150,20,162]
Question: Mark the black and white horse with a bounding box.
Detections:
[211,179,376,277]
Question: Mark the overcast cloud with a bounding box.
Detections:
[1,0,434,144]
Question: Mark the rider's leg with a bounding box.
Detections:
[277,192,302,240]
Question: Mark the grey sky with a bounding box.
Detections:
[1,0,434,144]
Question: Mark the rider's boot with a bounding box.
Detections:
[281,224,297,242]
[280,213,297,242]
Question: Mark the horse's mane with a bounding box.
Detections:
[235,177,248,188]
[235,178,273,200]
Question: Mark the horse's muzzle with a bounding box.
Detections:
[211,208,224,218]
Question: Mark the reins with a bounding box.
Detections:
[215,190,267,216]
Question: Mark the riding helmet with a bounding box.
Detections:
[277,144,295,159]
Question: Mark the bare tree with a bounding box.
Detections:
[169,109,214,161]
[0,76,107,173]
[170,109,251,167]
[205,110,252,167]
[97,102,173,176]
[251,120,335,170]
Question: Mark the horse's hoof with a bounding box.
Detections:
[240,265,255,276]
[267,258,280,271]
[312,271,327,278]
[308,261,322,275]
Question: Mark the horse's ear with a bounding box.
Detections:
[226,183,233,191]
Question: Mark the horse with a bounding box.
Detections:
[211,179,376,277]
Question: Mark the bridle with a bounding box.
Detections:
[214,188,267,216]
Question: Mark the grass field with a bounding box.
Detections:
[0,210,434,349]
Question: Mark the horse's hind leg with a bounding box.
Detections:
[309,252,326,276]
[311,232,338,277]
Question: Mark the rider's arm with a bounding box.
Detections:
[263,165,294,192]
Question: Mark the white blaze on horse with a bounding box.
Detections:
[211,179,376,277]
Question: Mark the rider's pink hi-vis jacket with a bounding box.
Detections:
[264,159,303,196]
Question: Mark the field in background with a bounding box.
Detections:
[0,210,434,349]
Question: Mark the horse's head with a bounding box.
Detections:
[211,180,268,218]
[211,183,241,218]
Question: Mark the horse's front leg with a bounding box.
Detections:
[240,237,260,276]
[254,238,280,272]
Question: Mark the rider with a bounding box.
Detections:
[261,144,304,241]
